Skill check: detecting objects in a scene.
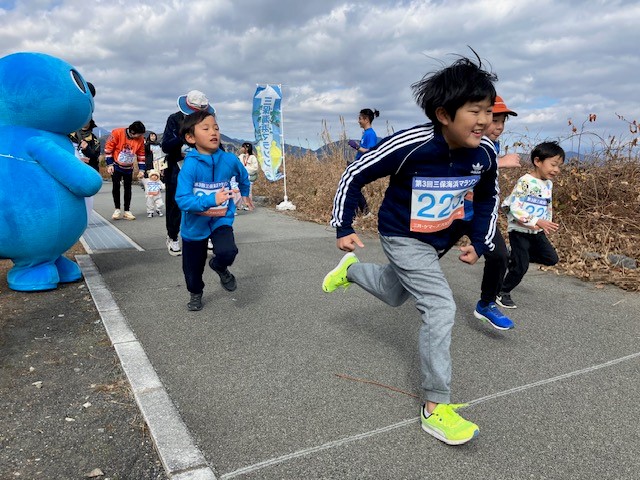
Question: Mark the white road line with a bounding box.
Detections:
[220,418,419,479]
[221,351,640,479]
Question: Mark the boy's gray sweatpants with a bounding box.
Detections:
[347,235,455,404]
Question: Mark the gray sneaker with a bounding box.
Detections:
[187,293,203,311]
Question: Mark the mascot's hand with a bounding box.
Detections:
[26,136,103,197]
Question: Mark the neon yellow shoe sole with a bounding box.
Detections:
[421,403,479,445]
[322,252,359,293]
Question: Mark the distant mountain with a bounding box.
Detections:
[94,129,361,159]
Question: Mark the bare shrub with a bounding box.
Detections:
[254,120,639,292]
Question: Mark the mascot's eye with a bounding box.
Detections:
[70,69,87,94]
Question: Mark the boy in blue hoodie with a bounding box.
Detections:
[176,110,253,311]
[323,56,498,446]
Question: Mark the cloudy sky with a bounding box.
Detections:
[1,0,638,153]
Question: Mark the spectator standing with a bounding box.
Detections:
[105,121,146,220]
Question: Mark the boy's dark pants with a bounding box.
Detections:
[182,226,238,294]
[111,170,133,211]
[502,230,558,293]
[440,223,509,304]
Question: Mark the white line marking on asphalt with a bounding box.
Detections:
[220,418,419,479]
[467,350,640,407]
[221,351,640,479]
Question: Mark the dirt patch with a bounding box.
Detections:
[0,245,167,479]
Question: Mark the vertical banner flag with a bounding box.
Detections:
[252,85,284,182]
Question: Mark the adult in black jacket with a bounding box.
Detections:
[69,118,101,172]
[161,90,215,256]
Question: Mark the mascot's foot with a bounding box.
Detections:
[7,262,60,291]
[6,257,82,291]
[55,256,82,283]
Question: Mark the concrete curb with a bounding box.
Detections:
[76,255,217,480]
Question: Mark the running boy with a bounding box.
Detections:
[175,110,253,311]
[323,56,499,445]
[462,95,519,330]
[497,141,564,308]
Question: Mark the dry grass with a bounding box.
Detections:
[254,132,640,292]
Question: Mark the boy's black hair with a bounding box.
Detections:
[180,109,215,146]
[411,54,497,125]
[531,141,565,165]
[128,120,146,135]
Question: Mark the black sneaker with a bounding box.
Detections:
[209,259,237,291]
[496,292,517,309]
[187,293,203,311]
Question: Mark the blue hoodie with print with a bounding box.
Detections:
[175,148,250,241]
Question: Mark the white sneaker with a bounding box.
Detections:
[123,211,136,220]
[156,209,164,217]
[166,237,182,256]
[112,209,122,220]
[207,239,213,250]
[147,212,153,218]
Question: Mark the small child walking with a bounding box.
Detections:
[497,141,564,308]
[141,169,165,218]
[175,109,253,312]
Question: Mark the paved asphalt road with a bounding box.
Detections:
[82,182,640,479]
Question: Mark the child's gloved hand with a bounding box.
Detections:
[348,140,359,150]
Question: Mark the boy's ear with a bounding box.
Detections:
[435,107,452,126]
[184,132,195,146]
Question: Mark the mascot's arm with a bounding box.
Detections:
[26,136,103,197]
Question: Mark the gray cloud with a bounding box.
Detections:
[1,0,638,153]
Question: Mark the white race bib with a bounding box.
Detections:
[194,181,229,217]
[146,180,162,196]
[117,147,136,166]
[410,176,479,233]
[523,195,548,219]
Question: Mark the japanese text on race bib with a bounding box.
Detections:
[410,176,479,233]
[194,181,229,217]
[523,195,548,219]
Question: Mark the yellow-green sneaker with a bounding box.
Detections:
[421,403,479,445]
[322,252,359,293]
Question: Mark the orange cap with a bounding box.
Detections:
[493,95,517,116]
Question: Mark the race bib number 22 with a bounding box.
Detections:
[410,176,479,233]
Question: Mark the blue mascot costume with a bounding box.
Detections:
[0,52,103,291]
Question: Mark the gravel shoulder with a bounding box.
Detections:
[0,248,167,479]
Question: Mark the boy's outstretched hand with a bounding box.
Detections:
[242,196,255,210]
[533,219,559,235]
[497,153,522,169]
[337,233,364,252]
[458,245,479,265]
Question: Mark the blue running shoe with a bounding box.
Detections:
[474,301,514,330]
